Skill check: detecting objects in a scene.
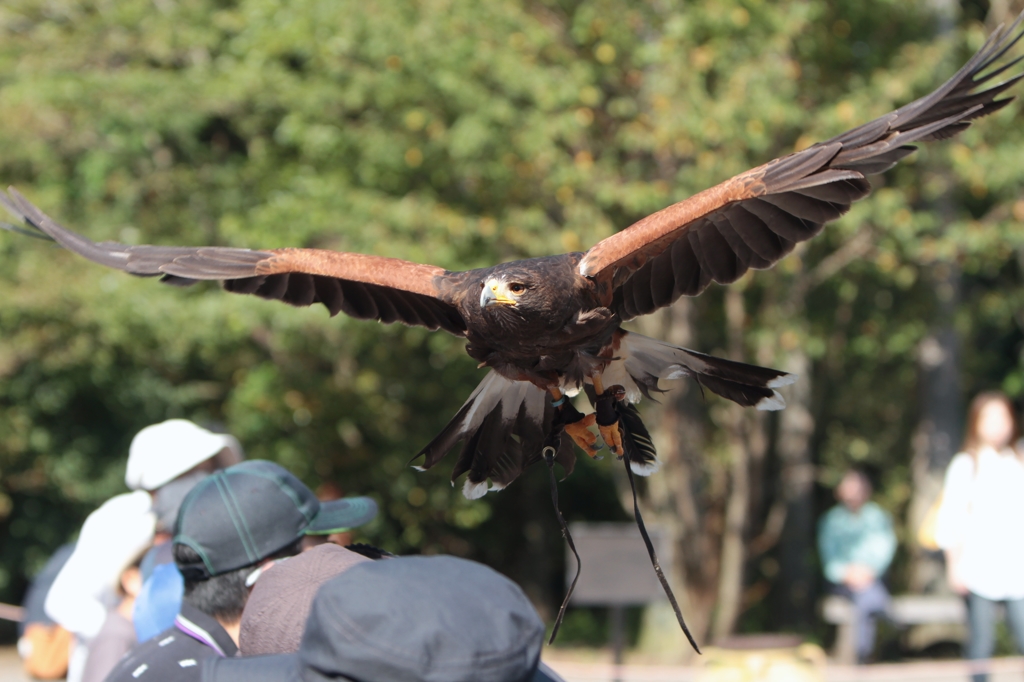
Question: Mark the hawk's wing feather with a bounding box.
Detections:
[1,187,467,335]
[580,12,1024,321]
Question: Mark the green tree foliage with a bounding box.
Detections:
[1,0,1022,647]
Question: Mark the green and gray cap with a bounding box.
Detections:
[173,460,377,580]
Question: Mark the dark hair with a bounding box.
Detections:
[344,543,397,560]
[173,540,302,623]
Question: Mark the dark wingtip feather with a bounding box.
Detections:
[2,187,133,270]
[0,189,53,240]
[1,221,55,241]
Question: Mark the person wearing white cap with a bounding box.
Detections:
[124,419,243,492]
[43,420,242,682]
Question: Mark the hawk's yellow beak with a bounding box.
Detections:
[480,280,517,308]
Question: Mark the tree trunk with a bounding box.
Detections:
[712,287,753,639]
[907,0,963,603]
[908,265,962,594]
[634,288,777,652]
[771,346,817,630]
[712,401,750,639]
[635,301,718,660]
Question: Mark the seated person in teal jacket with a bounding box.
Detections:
[818,469,897,663]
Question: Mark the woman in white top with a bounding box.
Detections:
[935,391,1024,682]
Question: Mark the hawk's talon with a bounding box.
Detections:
[564,413,600,457]
[593,383,624,456]
[599,421,623,456]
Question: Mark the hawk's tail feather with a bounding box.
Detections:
[411,371,575,498]
[610,331,794,411]
[614,400,660,476]
[695,374,786,411]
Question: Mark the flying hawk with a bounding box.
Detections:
[4,16,1023,500]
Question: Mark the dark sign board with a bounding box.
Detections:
[566,522,673,606]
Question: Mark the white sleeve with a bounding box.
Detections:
[44,491,155,639]
[935,453,974,551]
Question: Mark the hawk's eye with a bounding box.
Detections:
[509,283,526,294]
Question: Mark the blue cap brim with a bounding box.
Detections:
[306,496,378,535]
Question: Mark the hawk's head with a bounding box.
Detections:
[472,255,585,329]
[479,276,532,309]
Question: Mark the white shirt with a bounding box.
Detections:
[935,447,1024,600]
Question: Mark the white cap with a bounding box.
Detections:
[126,419,237,491]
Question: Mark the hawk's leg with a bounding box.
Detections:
[591,375,623,456]
[550,389,599,457]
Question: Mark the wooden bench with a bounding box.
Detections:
[822,594,967,664]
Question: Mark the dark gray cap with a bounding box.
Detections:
[203,555,563,682]
[174,460,377,579]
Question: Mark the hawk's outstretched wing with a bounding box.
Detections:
[580,13,1024,320]
[0,188,467,335]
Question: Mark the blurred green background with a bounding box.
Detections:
[1,0,1023,658]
